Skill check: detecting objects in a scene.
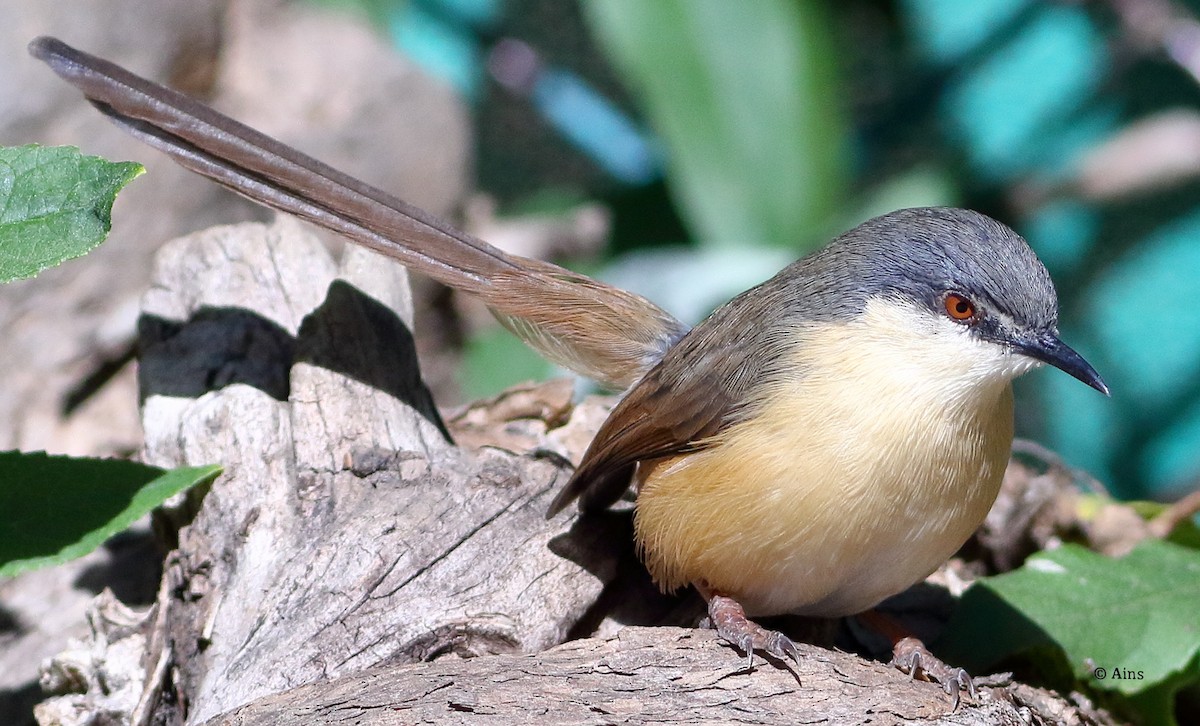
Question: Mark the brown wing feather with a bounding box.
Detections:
[546,283,793,516]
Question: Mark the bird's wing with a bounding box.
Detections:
[546,289,786,516]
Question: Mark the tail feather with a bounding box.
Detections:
[30,36,687,390]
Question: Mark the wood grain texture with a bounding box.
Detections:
[199,626,1078,726]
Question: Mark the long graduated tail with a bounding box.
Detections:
[30,37,687,390]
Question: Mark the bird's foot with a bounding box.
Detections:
[703,594,800,671]
[890,636,976,710]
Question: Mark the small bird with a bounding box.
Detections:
[32,37,1107,700]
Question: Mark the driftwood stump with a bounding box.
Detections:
[35,218,1114,726]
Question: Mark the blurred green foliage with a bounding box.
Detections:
[586,0,847,251]
[330,0,1200,505]
[353,0,1200,506]
[881,0,1200,504]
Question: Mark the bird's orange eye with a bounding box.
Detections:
[944,293,976,321]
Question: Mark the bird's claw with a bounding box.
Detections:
[763,628,801,666]
[705,594,801,670]
[890,636,976,710]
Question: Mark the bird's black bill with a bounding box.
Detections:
[1014,334,1109,396]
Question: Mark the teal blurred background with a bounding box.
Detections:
[316,0,1200,504]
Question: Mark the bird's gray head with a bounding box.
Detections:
[795,207,1107,394]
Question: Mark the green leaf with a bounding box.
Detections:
[0,144,143,283]
[462,326,557,401]
[586,0,847,251]
[0,451,219,578]
[939,540,1200,703]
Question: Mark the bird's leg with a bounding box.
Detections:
[698,586,800,670]
[859,610,976,710]
[891,637,976,710]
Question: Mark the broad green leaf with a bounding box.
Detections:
[939,540,1200,703]
[586,0,847,251]
[0,451,220,578]
[0,144,143,283]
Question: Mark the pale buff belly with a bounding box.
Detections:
[633,381,1014,618]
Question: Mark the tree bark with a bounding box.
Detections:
[199,626,1038,726]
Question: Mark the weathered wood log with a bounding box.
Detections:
[197,626,1053,726]
[133,218,632,724]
